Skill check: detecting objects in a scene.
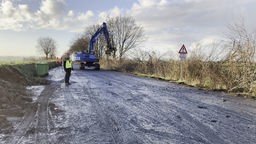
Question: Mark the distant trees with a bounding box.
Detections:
[37,37,57,59]
[69,35,89,54]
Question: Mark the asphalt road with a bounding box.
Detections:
[2,67,256,144]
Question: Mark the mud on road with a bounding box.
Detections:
[1,67,256,144]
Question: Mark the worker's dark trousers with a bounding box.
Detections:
[65,69,71,83]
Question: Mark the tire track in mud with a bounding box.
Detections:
[53,74,94,143]
[84,81,120,144]
[57,82,83,143]
[83,72,204,143]
[4,83,58,144]
[106,85,226,144]
[147,85,256,144]
[126,73,253,143]
[35,83,59,143]
[51,70,141,143]
[81,79,144,144]
[5,108,36,144]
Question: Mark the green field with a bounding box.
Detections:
[0,56,53,65]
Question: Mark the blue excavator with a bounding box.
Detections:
[72,22,115,70]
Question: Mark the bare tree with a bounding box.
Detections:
[50,45,57,59]
[37,37,57,59]
[107,16,145,61]
[225,20,256,63]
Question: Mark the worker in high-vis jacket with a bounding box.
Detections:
[63,53,72,85]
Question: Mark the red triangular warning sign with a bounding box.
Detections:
[178,44,187,54]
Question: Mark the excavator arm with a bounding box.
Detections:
[89,22,115,55]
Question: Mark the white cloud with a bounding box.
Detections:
[67,10,74,17]
[1,0,14,16]
[137,0,158,7]
[34,0,67,29]
[98,6,122,23]
[0,0,34,30]
[0,0,125,32]
[39,0,65,17]
[18,4,31,19]
[110,6,121,17]
[0,0,97,31]
[77,10,94,21]
[98,11,107,21]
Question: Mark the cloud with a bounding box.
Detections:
[98,6,122,23]
[131,0,251,32]
[77,10,94,21]
[38,0,65,17]
[0,0,96,31]
[34,0,68,29]
[1,0,15,16]
[0,0,129,32]
[127,0,256,57]
[0,0,33,30]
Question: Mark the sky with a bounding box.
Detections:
[0,0,255,58]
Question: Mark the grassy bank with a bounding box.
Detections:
[0,61,59,85]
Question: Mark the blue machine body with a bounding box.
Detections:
[73,51,98,63]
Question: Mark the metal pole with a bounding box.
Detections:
[180,59,183,80]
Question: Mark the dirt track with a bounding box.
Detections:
[1,67,256,144]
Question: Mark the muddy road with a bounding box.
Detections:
[1,67,256,144]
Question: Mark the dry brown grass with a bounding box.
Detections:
[104,57,256,97]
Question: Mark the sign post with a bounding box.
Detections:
[178,44,188,80]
